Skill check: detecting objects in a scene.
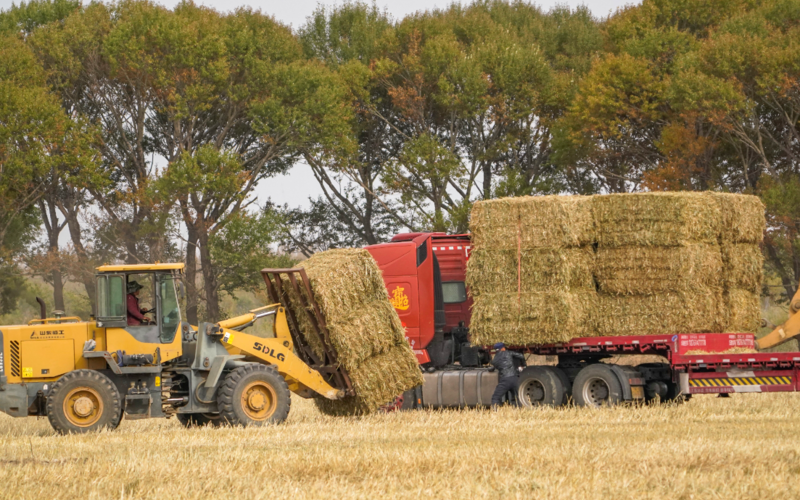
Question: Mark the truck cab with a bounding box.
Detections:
[365,233,481,367]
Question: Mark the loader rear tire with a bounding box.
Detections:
[46,370,122,434]
[217,364,290,426]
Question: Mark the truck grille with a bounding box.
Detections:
[9,341,19,377]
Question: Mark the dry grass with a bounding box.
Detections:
[1,394,800,499]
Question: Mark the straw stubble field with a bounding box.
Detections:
[1,394,799,499]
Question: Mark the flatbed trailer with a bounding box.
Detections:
[366,232,800,409]
[400,332,800,409]
[529,332,799,396]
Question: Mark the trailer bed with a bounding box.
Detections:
[516,333,800,395]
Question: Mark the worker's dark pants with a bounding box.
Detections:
[491,376,519,406]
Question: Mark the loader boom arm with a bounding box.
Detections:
[212,306,344,400]
[756,289,800,350]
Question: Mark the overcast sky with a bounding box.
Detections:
[2,0,639,210]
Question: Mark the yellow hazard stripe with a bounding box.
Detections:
[689,376,793,387]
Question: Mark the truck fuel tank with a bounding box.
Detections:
[420,369,498,408]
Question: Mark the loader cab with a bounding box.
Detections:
[94,263,185,363]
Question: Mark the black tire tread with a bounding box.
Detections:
[572,364,624,407]
[46,369,122,435]
[217,364,291,426]
[517,367,563,407]
[546,366,572,405]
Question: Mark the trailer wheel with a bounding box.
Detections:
[548,367,572,405]
[46,370,122,434]
[572,364,623,407]
[217,364,291,426]
[176,413,222,427]
[517,367,564,407]
[665,381,691,404]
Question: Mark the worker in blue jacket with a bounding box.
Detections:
[490,342,525,408]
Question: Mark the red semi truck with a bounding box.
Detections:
[365,232,800,408]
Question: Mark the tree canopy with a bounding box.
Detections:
[3,0,800,318]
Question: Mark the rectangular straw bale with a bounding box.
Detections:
[279,248,423,415]
[721,243,763,291]
[593,192,721,247]
[314,344,422,416]
[710,193,765,243]
[466,247,595,295]
[725,289,761,333]
[595,244,723,295]
[470,291,596,345]
[594,288,725,336]
[471,195,593,250]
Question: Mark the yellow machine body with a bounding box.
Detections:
[2,320,99,386]
[0,262,342,428]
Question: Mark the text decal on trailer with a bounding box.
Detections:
[253,342,286,362]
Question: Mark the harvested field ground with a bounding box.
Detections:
[1,394,800,499]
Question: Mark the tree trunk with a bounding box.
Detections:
[52,267,65,312]
[764,239,798,299]
[483,161,491,199]
[63,207,96,303]
[40,196,66,312]
[198,232,221,323]
[184,224,199,325]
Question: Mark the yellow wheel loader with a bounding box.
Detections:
[0,264,353,433]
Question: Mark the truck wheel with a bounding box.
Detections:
[547,367,572,405]
[217,364,291,426]
[665,381,690,404]
[176,413,222,427]
[572,364,623,408]
[517,367,563,407]
[400,388,417,410]
[46,370,122,434]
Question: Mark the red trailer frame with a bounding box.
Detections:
[525,333,800,395]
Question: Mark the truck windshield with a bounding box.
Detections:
[442,282,467,304]
[160,277,181,343]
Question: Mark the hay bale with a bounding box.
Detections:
[314,344,421,415]
[466,247,595,295]
[710,192,765,243]
[471,195,593,249]
[279,248,423,414]
[593,192,721,247]
[470,291,596,345]
[721,243,763,291]
[725,288,761,333]
[594,289,725,336]
[595,244,723,295]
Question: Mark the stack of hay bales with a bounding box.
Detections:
[466,196,596,345]
[280,249,423,415]
[593,192,728,336]
[713,193,765,332]
[467,192,765,344]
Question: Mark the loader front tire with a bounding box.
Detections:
[46,370,122,434]
[217,364,290,426]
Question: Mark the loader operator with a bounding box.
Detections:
[126,281,152,326]
[490,342,525,408]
